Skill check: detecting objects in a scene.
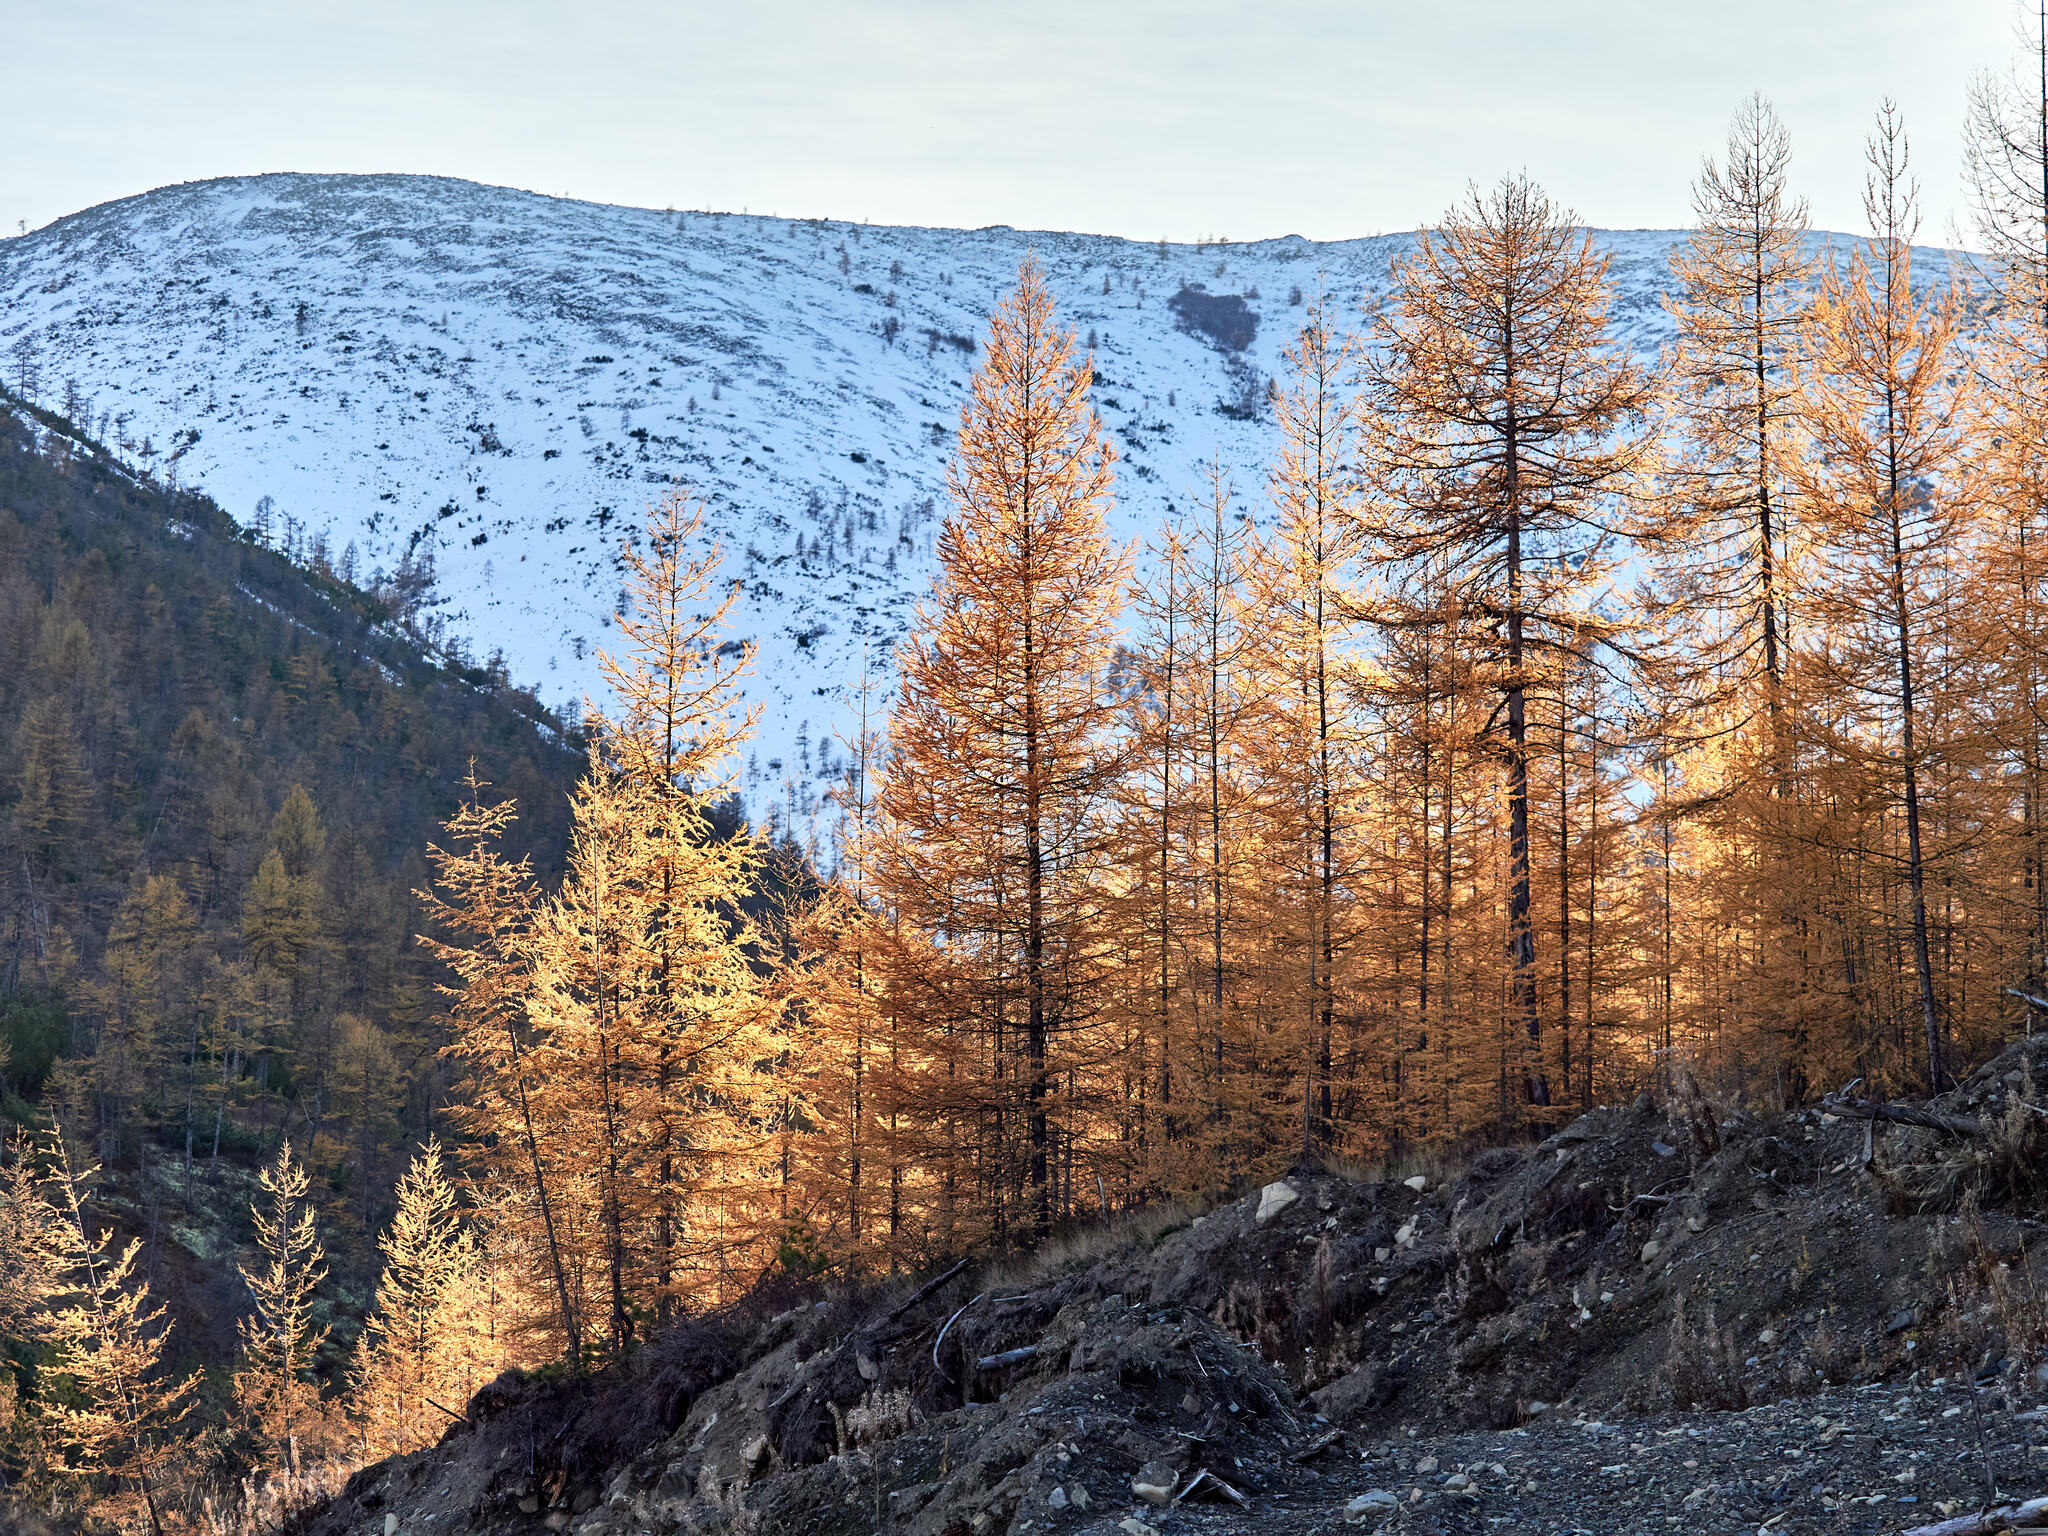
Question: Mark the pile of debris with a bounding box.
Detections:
[293,1034,2048,1536]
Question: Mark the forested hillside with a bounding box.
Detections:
[9,70,2048,1536]
[0,379,581,1125]
[0,385,590,1507]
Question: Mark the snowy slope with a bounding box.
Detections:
[0,173,1950,837]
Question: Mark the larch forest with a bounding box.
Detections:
[11,53,2048,1536]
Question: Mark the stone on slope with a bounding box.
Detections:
[1132,1460,1180,1505]
[1256,1181,1301,1224]
[1344,1488,1400,1525]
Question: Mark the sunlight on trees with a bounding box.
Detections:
[18,55,2048,1533]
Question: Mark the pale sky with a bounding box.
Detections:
[1,1,2023,244]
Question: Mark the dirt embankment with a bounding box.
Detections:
[294,1036,2048,1536]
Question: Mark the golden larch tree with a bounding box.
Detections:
[423,773,585,1365]
[1791,102,1975,1092]
[232,1140,336,1462]
[355,1137,500,1457]
[1363,175,1650,1122]
[873,255,1129,1243]
[36,1133,199,1536]
[1248,297,1369,1162]
[525,489,777,1349]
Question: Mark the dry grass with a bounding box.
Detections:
[1663,1295,1751,1411]
[1873,1072,2048,1216]
[832,1387,923,1453]
[1983,1065,2048,1207]
[1917,1193,2048,1396]
[1668,1064,1727,1158]
[1320,1142,1470,1191]
[988,1138,1479,1293]
[979,1195,1212,1291]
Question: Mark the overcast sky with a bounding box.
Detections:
[2,1,2024,245]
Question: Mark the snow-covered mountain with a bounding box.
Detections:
[0,173,1933,835]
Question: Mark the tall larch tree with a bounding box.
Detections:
[1791,102,1974,1093]
[1967,1,2048,316]
[1967,5,2048,994]
[1114,465,1264,1189]
[525,490,775,1347]
[93,874,199,1167]
[36,1133,199,1536]
[232,1140,335,1463]
[1363,176,1650,1119]
[1184,465,1260,1148]
[873,255,1128,1243]
[1111,513,1200,1193]
[1351,552,1489,1147]
[423,775,584,1365]
[591,488,774,1320]
[355,1137,499,1457]
[1646,93,1820,1096]
[1653,93,1814,749]
[1250,297,1367,1161]
[780,676,892,1265]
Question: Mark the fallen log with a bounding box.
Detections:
[1820,1093,1984,1138]
[932,1293,983,1370]
[425,1395,470,1424]
[882,1258,971,1325]
[974,1345,1040,1371]
[2006,987,2048,1012]
[1898,1493,2048,1534]
[1289,1428,1343,1463]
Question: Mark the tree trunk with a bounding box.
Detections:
[1889,505,1944,1090]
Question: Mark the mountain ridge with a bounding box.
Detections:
[0,172,1957,834]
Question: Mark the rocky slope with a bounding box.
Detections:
[2,175,1959,827]
[291,1038,2048,1536]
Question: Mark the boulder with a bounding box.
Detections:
[1132,1462,1179,1506]
[1256,1181,1301,1224]
[1344,1489,1400,1525]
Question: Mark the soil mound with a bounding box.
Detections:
[291,1037,2048,1536]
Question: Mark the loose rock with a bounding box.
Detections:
[1131,1461,1178,1506]
[1343,1488,1400,1525]
[1256,1180,1301,1223]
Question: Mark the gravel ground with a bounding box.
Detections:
[1220,1384,2045,1534]
[709,1383,2042,1536]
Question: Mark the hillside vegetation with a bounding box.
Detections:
[294,1031,2048,1536]
[0,387,585,1509]
[10,68,2048,1536]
